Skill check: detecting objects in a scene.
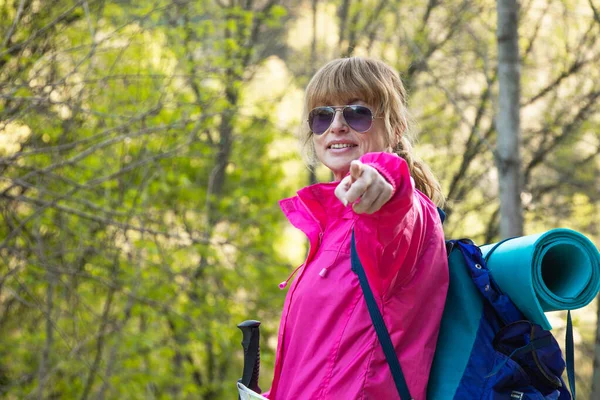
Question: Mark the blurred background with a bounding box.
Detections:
[0,0,599,398]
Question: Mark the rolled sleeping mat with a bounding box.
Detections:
[480,228,600,331]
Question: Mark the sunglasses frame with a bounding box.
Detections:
[308,105,381,135]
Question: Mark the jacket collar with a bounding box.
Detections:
[279,182,353,236]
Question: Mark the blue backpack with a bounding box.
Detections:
[426,239,574,400]
[350,222,577,399]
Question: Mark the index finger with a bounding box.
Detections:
[349,160,364,183]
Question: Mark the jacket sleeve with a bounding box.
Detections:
[353,152,438,297]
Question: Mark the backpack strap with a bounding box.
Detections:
[437,207,446,224]
[566,310,576,399]
[453,239,524,325]
[350,231,412,400]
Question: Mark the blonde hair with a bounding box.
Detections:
[302,57,445,207]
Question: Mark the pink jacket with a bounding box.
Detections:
[268,152,449,400]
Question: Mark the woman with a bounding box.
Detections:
[269,57,449,400]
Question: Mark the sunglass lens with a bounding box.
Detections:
[344,106,373,132]
[309,107,334,134]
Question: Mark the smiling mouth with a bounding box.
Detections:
[328,143,357,149]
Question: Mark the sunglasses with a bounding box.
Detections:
[308,105,378,135]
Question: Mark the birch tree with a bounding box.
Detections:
[496,0,524,238]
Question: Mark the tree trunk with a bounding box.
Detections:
[309,0,318,186]
[337,0,351,52]
[496,0,523,238]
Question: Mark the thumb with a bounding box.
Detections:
[349,160,363,183]
[335,175,352,207]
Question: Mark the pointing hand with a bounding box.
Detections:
[334,160,394,214]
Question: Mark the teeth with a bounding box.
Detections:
[330,143,355,149]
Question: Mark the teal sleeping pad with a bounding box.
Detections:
[480,228,600,330]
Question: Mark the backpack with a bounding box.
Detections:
[350,218,579,399]
[426,238,574,400]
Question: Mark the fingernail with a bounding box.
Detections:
[343,199,348,207]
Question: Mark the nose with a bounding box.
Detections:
[328,109,349,134]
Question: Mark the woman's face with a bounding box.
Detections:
[312,100,389,181]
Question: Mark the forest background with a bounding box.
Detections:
[0,0,599,399]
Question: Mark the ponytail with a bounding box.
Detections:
[394,136,445,208]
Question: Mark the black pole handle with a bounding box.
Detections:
[238,320,261,395]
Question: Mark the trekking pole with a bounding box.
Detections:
[238,320,261,397]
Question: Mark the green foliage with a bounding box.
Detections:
[0,0,293,399]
